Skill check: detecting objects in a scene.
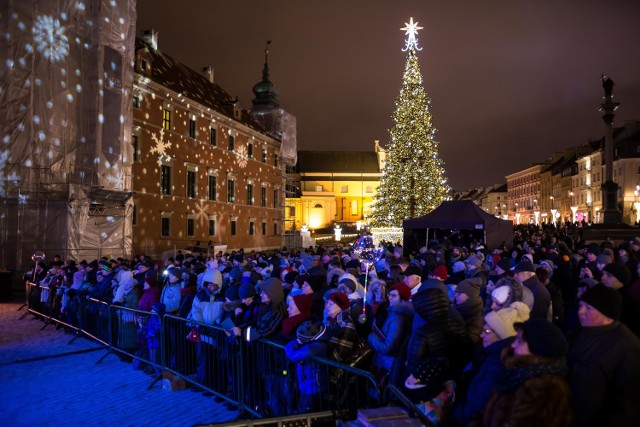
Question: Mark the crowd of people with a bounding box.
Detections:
[25,223,640,426]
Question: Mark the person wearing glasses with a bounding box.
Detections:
[483,318,572,427]
[450,301,530,426]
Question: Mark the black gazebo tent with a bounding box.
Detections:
[402,200,513,253]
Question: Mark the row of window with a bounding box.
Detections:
[156,108,277,166]
[159,165,279,207]
[314,184,375,194]
[158,217,277,238]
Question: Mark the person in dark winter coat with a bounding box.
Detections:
[367,283,413,388]
[137,274,160,312]
[512,261,551,319]
[323,291,358,364]
[483,318,572,427]
[407,288,472,381]
[450,302,530,426]
[568,285,640,427]
[284,321,329,413]
[453,278,484,347]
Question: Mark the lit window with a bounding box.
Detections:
[262,149,267,163]
[162,109,171,130]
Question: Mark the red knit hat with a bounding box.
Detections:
[292,293,313,315]
[390,283,411,302]
[432,265,448,282]
[328,291,350,310]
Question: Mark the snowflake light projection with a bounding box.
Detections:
[149,129,171,166]
[33,15,69,63]
[106,167,126,190]
[236,144,248,168]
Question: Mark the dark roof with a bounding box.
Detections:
[297,151,380,174]
[135,38,268,135]
[490,183,508,193]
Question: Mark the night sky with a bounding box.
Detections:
[137,0,640,191]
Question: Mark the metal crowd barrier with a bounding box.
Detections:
[19,281,392,421]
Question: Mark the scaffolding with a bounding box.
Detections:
[0,0,136,275]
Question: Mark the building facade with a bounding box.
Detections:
[506,165,541,225]
[131,35,285,257]
[286,141,384,231]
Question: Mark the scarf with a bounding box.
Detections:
[495,357,567,394]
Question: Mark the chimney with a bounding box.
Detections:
[142,29,158,50]
[202,66,214,83]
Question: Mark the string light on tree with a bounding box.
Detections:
[369,18,451,227]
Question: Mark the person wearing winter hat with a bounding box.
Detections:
[512,260,551,319]
[138,274,161,312]
[449,260,467,285]
[453,278,484,346]
[400,264,423,297]
[285,321,329,413]
[568,284,640,427]
[489,276,525,312]
[367,281,414,388]
[601,262,631,289]
[323,290,358,363]
[389,282,411,302]
[483,317,572,427]
[281,293,314,340]
[451,301,530,425]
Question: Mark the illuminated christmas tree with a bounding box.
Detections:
[370,18,451,227]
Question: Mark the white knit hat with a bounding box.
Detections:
[491,286,511,305]
[484,302,530,339]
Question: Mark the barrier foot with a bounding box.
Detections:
[16,303,27,311]
[40,319,52,331]
[96,349,114,365]
[18,311,31,320]
[147,372,163,390]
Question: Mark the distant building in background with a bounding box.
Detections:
[132,33,288,257]
[573,121,640,224]
[478,184,508,218]
[286,141,384,231]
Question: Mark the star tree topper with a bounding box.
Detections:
[401,17,423,51]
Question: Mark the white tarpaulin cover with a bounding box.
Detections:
[0,0,136,271]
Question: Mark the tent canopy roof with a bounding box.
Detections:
[403,200,505,230]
